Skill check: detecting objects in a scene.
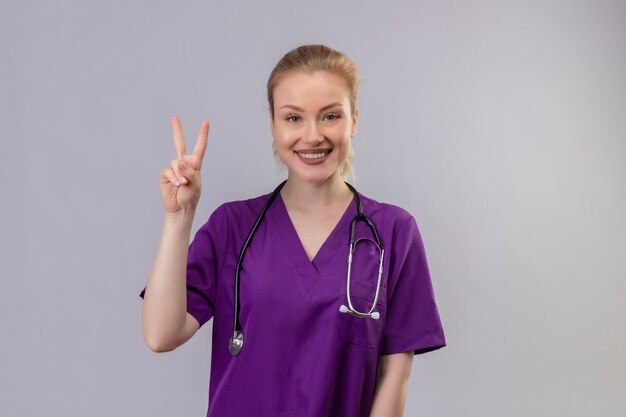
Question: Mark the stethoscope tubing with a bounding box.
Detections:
[229,180,383,356]
[231,179,287,354]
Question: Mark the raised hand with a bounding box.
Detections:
[159,116,209,214]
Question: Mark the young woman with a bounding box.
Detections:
[139,44,446,417]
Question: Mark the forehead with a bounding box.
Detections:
[273,71,350,108]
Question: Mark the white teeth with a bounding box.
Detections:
[300,152,326,159]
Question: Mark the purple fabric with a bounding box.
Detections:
[139,190,446,417]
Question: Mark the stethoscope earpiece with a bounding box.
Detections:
[339,304,380,320]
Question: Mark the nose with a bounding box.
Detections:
[303,120,323,144]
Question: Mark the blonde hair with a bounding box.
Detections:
[267,44,359,181]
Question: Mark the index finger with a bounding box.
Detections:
[171,115,186,160]
[192,120,209,162]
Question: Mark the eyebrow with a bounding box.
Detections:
[279,102,343,112]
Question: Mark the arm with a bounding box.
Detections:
[369,351,414,417]
[141,209,200,352]
[141,117,209,353]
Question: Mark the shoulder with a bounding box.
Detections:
[357,192,416,227]
[355,191,425,253]
[215,192,271,219]
[196,190,274,237]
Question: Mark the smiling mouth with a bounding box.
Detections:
[294,148,333,160]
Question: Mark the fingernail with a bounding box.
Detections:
[181,176,188,183]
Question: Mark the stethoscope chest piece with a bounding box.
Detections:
[229,331,244,356]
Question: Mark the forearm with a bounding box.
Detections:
[369,352,413,417]
[141,209,196,351]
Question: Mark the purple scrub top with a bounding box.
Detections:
[139,189,446,417]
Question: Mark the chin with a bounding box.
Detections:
[290,169,339,185]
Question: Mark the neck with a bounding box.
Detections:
[280,172,352,211]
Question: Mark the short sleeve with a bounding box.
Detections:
[138,204,229,329]
[381,215,447,355]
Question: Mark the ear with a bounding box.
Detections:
[351,106,359,137]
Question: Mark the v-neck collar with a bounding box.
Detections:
[268,191,357,293]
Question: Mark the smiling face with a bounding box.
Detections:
[270,70,358,185]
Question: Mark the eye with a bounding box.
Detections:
[286,114,301,123]
[323,113,341,121]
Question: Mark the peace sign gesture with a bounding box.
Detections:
[159,116,209,214]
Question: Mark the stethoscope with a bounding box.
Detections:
[229,179,385,356]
